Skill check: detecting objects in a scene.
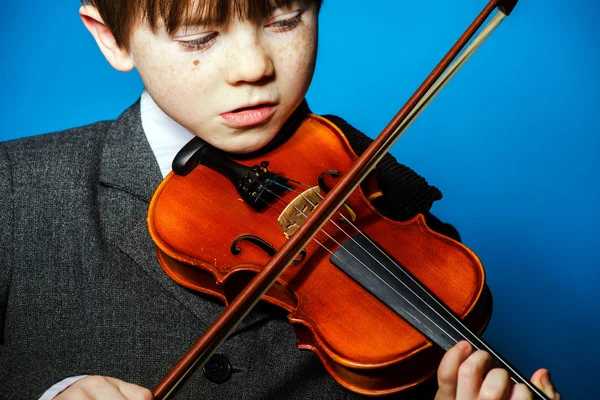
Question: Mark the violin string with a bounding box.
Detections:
[258,193,448,343]
[270,184,534,388]
[257,176,528,388]
[268,192,461,347]
[260,179,474,348]
[271,178,527,385]
[258,200,434,336]
[265,177,532,379]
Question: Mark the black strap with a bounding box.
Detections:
[323,115,443,222]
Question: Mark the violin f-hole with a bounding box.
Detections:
[230,235,306,265]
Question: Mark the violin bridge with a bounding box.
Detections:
[278,187,322,238]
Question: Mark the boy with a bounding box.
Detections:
[0,0,559,398]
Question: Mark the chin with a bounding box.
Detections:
[228,142,268,155]
[228,132,278,155]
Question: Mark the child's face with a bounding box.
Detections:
[128,3,318,154]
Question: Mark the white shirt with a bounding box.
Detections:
[38,90,192,399]
[140,90,196,178]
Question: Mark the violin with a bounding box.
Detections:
[147,0,551,398]
[149,110,492,395]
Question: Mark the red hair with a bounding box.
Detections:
[81,0,322,49]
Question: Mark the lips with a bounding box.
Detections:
[221,102,277,128]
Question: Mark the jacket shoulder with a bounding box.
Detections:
[2,120,112,159]
[0,120,113,187]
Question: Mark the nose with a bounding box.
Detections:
[226,36,274,85]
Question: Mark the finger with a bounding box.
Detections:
[456,349,493,399]
[508,383,533,400]
[81,376,128,400]
[108,377,153,400]
[56,376,127,400]
[84,384,128,400]
[436,341,472,400]
[54,387,94,400]
[531,368,560,399]
[479,368,511,400]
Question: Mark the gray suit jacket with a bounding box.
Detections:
[0,101,440,399]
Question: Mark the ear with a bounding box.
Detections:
[79,5,134,72]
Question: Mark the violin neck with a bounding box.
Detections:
[330,233,550,400]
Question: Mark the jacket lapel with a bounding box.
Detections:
[96,100,224,326]
[95,100,273,331]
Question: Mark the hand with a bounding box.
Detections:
[435,341,560,400]
[54,376,153,400]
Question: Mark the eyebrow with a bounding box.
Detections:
[176,16,219,29]
[163,0,297,33]
[170,5,230,31]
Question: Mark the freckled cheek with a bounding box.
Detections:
[151,68,220,125]
[135,49,172,89]
[276,39,316,82]
[132,41,217,118]
[138,56,197,100]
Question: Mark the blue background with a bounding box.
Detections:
[1,1,597,398]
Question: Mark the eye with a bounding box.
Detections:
[267,11,304,32]
[177,32,218,52]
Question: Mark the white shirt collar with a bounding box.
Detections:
[140,90,195,178]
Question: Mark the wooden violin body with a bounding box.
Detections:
[148,115,491,396]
